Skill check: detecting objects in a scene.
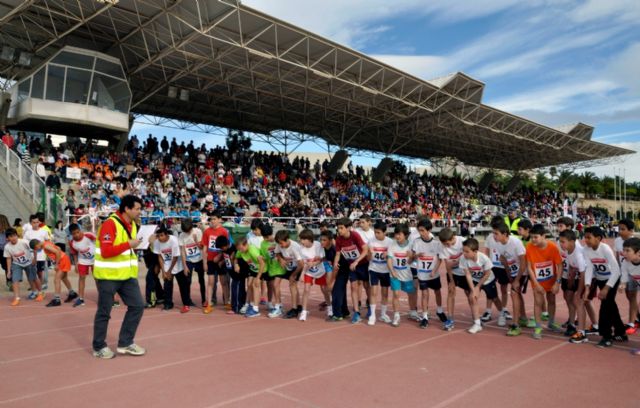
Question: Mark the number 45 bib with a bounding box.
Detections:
[534,261,554,282]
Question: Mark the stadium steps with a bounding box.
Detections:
[0,165,37,222]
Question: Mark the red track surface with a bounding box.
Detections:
[1,242,638,407]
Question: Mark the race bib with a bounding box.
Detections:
[341,245,360,261]
[591,258,611,278]
[417,256,434,275]
[507,259,519,277]
[80,251,94,260]
[449,253,462,272]
[491,249,502,267]
[162,251,172,263]
[469,266,485,281]
[13,254,30,266]
[535,261,554,282]
[185,243,200,261]
[371,247,388,264]
[284,256,296,271]
[208,236,218,252]
[392,253,409,270]
[223,253,232,269]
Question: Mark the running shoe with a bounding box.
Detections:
[436,311,448,323]
[563,325,577,337]
[613,334,629,342]
[585,325,599,335]
[392,313,401,327]
[532,327,543,340]
[526,318,537,328]
[497,314,507,327]
[408,310,420,321]
[420,318,429,329]
[162,304,174,311]
[547,322,562,332]
[245,308,260,318]
[326,306,333,318]
[299,310,308,321]
[64,291,78,303]
[443,319,455,331]
[626,325,638,335]
[503,310,513,320]
[145,302,156,309]
[73,298,85,307]
[596,338,612,348]
[203,305,213,314]
[468,324,483,334]
[259,297,267,306]
[541,312,550,321]
[631,348,640,356]
[518,317,528,327]
[117,344,146,356]
[46,298,61,307]
[268,307,283,318]
[42,284,48,290]
[35,292,45,302]
[506,325,522,336]
[351,311,361,324]
[327,316,344,322]
[561,320,570,329]
[368,315,376,326]
[27,291,37,300]
[379,314,392,324]
[480,311,492,322]
[10,297,20,306]
[224,303,232,310]
[284,308,298,319]
[93,347,115,359]
[569,332,588,344]
[180,306,190,314]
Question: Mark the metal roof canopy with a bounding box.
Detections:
[0,0,633,170]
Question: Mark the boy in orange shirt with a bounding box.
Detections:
[29,239,76,307]
[525,224,563,339]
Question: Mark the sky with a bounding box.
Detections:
[131,0,640,181]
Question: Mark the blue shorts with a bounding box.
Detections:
[11,264,36,283]
[390,277,415,293]
[349,264,370,282]
[369,271,390,287]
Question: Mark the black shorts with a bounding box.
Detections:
[474,280,498,300]
[282,269,302,281]
[369,271,390,287]
[349,264,369,282]
[512,275,529,294]
[561,276,579,292]
[492,267,509,285]
[419,278,442,291]
[206,260,220,276]
[448,274,471,291]
[411,267,418,279]
[261,273,274,282]
[36,261,46,273]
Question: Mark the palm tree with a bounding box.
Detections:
[557,170,574,195]
[579,171,598,198]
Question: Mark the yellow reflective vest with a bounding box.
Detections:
[93,214,138,280]
[504,216,521,234]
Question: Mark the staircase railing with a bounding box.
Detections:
[0,142,48,218]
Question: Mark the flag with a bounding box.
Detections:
[563,199,569,217]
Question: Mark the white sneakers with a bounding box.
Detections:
[367,315,376,326]
[379,314,392,324]
[299,310,308,321]
[326,305,333,318]
[497,314,507,327]
[468,324,483,334]
[94,344,146,359]
[392,313,401,327]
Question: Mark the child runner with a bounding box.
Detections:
[556,217,580,335]
[319,230,339,317]
[298,229,331,321]
[615,219,639,333]
[519,219,549,321]
[526,224,564,339]
[386,223,414,327]
[260,224,287,318]
[412,218,447,329]
[179,219,205,307]
[234,237,265,318]
[483,217,511,324]
[275,230,304,318]
[30,240,75,307]
[558,230,591,344]
[334,218,369,324]
[583,226,627,348]
[24,214,49,299]
[4,228,41,305]
[367,221,393,326]
[460,238,503,333]
[68,224,96,307]
[493,223,529,336]
[355,214,375,310]
[202,211,230,313]
[154,226,191,312]
[621,237,640,355]
[216,236,242,315]
[438,228,465,331]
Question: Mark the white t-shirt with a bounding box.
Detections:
[153,235,184,274]
[559,238,583,279]
[615,236,633,265]
[485,234,505,269]
[69,233,96,266]
[388,240,413,282]
[24,228,49,262]
[4,239,33,267]
[583,243,620,287]
[300,241,325,278]
[460,252,494,285]
[276,240,303,272]
[411,236,441,281]
[497,236,526,277]
[354,228,375,244]
[179,228,203,263]
[621,260,640,285]
[368,237,392,273]
[565,245,587,278]
[438,236,464,276]
[247,231,263,248]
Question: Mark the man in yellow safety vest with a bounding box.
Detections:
[92,195,145,359]
[504,205,521,235]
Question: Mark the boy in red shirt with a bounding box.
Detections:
[201,211,230,313]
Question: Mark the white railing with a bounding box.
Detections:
[0,142,48,218]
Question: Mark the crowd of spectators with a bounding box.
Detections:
[0,130,611,230]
